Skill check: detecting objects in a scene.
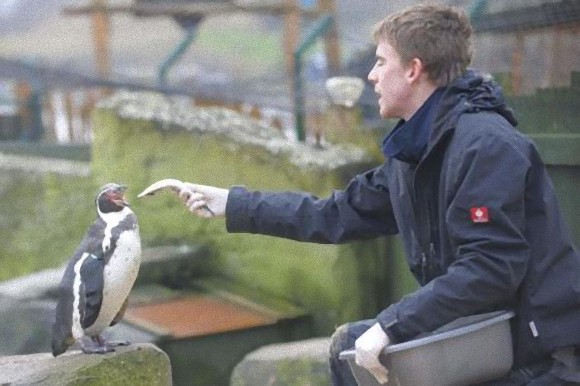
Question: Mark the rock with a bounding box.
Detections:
[0,343,172,386]
[230,337,331,386]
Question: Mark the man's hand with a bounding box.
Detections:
[178,183,229,218]
[355,322,390,384]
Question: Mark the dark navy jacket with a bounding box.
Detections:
[225,70,580,367]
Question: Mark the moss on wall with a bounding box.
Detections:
[91,92,389,333]
[0,168,95,281]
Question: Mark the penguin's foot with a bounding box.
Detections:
[80,335,125,355]
[81,340,115,355]
[106,340,131,347]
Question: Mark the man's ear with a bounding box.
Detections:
[406,58,425,83]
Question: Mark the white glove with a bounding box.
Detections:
[355,322,390,384]
[178,183,229,218]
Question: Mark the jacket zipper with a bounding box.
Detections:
[421,252,428,281]
[415,156,440,284]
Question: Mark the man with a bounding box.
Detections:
[176,4,580,385]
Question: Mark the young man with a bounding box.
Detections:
[176,4,580,385]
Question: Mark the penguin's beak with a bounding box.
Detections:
[113,185,129,207]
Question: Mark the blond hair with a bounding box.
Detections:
[373,4,473,85]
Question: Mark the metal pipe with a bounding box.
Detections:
[158,27,198,86]
[293,14,333,141]
[469,0,488,21]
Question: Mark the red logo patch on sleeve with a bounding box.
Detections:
[470,207,489,223]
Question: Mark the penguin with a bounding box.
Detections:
[52,183,141,356]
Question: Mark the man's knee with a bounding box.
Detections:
[330,324,351,358]
[330,319,376,359]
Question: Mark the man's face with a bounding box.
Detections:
[368,40,413,119]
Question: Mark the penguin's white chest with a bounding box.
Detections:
[84,229,141,336]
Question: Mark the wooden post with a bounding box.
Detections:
[549,27,564,87]
[510,32,524,95]
[42,92,57,143]
[283,0,300,100]
[92,0,111,79]
[14,81,32,139]
[318,0,340,76]
[64,91,75,143]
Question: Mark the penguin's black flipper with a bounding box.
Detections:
[52,264,76,357]
[79,253,105,329]
[51,249,105,356]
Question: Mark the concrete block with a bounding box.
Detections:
[230,337,331,386]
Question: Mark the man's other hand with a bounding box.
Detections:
[355,322,390,384]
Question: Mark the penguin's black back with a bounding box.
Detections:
[51,217,108,356]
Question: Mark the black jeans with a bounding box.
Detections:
[329,319,580,386]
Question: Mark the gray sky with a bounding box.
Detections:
[0,0,81,35]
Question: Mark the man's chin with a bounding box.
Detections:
[379,109,392,119]
[378,105,401,120]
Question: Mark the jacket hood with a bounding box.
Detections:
[435,69,518,133]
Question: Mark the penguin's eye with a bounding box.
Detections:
[106,191,118,200]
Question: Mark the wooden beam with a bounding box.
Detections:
[63,2,322,18]
[283,0,300,99]
[318,0,340,76]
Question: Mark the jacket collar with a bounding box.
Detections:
[426,70,518,159]
[382,70,517,165]
[382,87,445,164]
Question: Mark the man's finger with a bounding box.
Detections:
[186,192,205,207]
[179,188,192,202]
[368,366,389,384]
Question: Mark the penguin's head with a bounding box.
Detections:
[96,183,129,214]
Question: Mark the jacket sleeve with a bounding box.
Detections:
[225,165,398,244]
[378,130,532,342]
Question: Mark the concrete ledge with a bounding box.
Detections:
[0,343,172,386]
[0,142,91,162]
[0,152,91,176]
[230,337,331,386]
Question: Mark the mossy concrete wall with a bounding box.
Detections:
[0,152,95,281]
[91,91,390,333]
